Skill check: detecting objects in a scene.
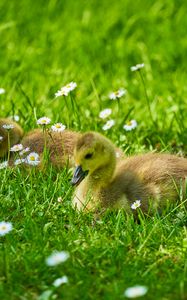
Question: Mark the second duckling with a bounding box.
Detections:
[71,132,187,214]
[21,129,81,168]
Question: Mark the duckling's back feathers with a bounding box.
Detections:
[117,153,187,183]
[113,153,187,206]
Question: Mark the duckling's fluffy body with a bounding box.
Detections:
[72,132,187,213]
[21,129,81,168]
[0,118,24,157]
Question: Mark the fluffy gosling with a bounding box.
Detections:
[0,118,24,158]
[71,132,187,213]
[21,129,81,168]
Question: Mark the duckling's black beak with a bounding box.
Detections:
[71,165,89,186]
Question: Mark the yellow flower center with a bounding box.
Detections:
[30,156,36,161]
[56,124,61,128]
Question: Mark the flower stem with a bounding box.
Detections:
[3,241,9,283]
[70,93,81,129]
[138,70,157,128]
[42,126,49,166]
[117,98,120,120]
[7,131,10,162]
[64,96,70,128]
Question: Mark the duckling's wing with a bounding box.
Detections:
[120,153,187,182]
[118,153,187,202]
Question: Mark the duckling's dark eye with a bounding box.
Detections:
[85,153,93,159]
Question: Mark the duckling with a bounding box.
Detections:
[21,129,124,168]
[21,129,82,168]
[71,132,187,214]
[0,118,24,158]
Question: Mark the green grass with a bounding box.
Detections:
[0,0,187,299]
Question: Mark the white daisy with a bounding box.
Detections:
[124,285,148,298]
[0,88,5,95]
[51,123,66,132]
[53,276,68,287]
[19,147,30,156]
[37,117,51,125]
[10,144,24,152]
[55,88,69,97]
[2,124,14,130]
[46,251,70,266]
[0,161,8,169]
[0,221,13,236]
[99,108,112,119]
[131,200,141,210]
[130,63,145,72]
[0,136,3,141]
[14,158,25,166]
[102,119,115,131]
[25,152,40,166]
[123,120,137,131]
[55,82,77,97]
[65,81,77,91]
[109,88,126,100]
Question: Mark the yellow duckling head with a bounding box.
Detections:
[71,132,116,186]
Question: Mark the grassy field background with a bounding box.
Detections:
[0,0,187,299]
